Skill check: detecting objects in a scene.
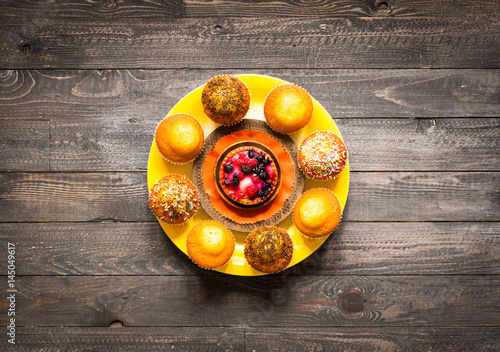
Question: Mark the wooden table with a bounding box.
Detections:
[1,1,499,350]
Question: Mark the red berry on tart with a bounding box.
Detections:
[219,146,278,206]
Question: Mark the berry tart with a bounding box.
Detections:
[218,144,279,207]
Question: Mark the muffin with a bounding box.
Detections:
[148,173,199,224]
[186,220,235,270]
[244,226,293,274]
[299,130,348,181]
[201,75,251,126]
[264,84,313,134]
[155,113,204,164]
[219,146,279,206]
[293,188,342,238]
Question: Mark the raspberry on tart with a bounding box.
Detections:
[219,145,279,206]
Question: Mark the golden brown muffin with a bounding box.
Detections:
[155,113,204,164]
[293,188,341,238]
[299,130,348,181]
[264,84,313,134]
[148,173,199,224]
[244,226,293,274]
[201,75,251,126]
[186,221,235,270]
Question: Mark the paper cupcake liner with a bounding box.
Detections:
[202,127,295,226]
[263,82,313,135]
[292,187,343,239]
[154,141,201,166]
[247,254,294,275]
[154,113,205,165]
[186,220,236,270]
[298,165,342,182]
[149,173,200,226]
[294,212,343,240]
[192,119,305,232]
[201,75,252,127]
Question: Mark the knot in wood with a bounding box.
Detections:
[339,290,366,314]
[376,2,391,13]
[101,0,116,10]
[21,44,31,56]
[0,70,14,81]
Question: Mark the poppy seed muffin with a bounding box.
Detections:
[201,75,251,126]
[244,226,293,274]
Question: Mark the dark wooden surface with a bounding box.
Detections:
[0,1,499,351]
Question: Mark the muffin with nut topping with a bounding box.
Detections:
[244,226,293,274]
[201,75,251,126]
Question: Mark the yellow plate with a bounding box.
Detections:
[147,74,349,276]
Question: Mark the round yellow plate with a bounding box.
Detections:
[147,74,349,276]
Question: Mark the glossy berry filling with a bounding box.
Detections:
[220,147,278,205]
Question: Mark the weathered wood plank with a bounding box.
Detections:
[50,118,154,172]
[0,172,150,222]
[0,172,498,222]
[8,327,500,351]
[0,119,50,171]
[9,326,244,351]
[45,117,500,172]
[1,70,498,119]
[245,327,500,352]
[1,17,498,69]
[0,222,498,276]
[343,171,500,222]
[1,275,498,327]
[1,0,498,19]
[340,118,500,172]
[0,222,191,276]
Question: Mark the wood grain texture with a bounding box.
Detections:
[45,117,500,172]
[0,119,50,171]
[340,118,500,172]
[50,118,155,172]
[1,275,498,327]
[0,0,498,347]
[10,326,244,351]
[1,0,498,19]
[7,327,500,352]
[3,116,499,173]
[1,171,499,222]
[1,17,498,69]
[0,172,150,222]
[245,327,500,352]
[343,171,500,222]
[1,222,498,276]
[1,69,498,119]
